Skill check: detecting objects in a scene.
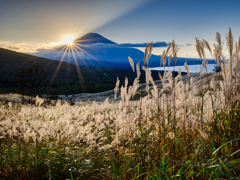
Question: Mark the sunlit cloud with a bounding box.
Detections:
[0,40,60,53]
[8,46,20,50]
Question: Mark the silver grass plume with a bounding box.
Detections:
[220,56,226,80]
[148,41,153,60]
[226,28,234,58]
[200,65,204,77]
[126,86,132,105]
[168,54,172,66]
[226,28,234,79]
[200,41,206,59]
[235,40,239,71]
[172,40,179,65]
[213,32,223,65]
[150,75,158,99]
[120,85,125,102]
[136,61,141,79]
[202,58,207,69]
[166,43,172,56]
[163,71,173,91]
[213,44,221,65]
[128,56,135,72]
[201,58,207,77]
[184,60,190,77]
[216,32,222,50]
[190,77,193,85]
[238,37,240,51]
[163,54,167,67]
[210,78,215,90]
[160,50,166,67]
[145,67,150,93]
[223,55,226,65]
[144,43,149,66]
[132,78,140,97]
[114,77,120,99]
[125,76,128,88]
[178,67,182,80]
[195,38,203,60]
[158,71,163,85]
[142,65,147,72]
[202,39,212,55]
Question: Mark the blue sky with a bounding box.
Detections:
[0,0,240,58]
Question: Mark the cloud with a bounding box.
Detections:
[8,45,20,50]
[0,40,192,54]
[81,42,169,48]
[119,41,169,47]
[80,41,191,48]
[0,41,59,53]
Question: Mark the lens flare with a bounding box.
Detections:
[62,35,75,46]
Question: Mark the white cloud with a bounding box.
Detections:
[0,41,59,53]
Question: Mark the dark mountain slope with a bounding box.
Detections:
[0,47,171,94]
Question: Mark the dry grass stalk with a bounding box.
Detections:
[202,39,212,55]
[136,61,141,79]
[128,56,135,72]
[160,50,166,67]
[168,54,172,67]
[148,41,153,60]
[114,77,120,99]
[195,38,203,60]
[144,43,149,66]
[184,60,190,77]
[226,28,234,58]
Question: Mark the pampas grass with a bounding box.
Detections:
[1,29,240,179]
[184,60,190,77]
[128,56,135,72]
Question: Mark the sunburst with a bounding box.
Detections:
[48,33,98,92]
[62,35,75,46]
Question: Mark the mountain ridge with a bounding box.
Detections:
[74,33,117,45]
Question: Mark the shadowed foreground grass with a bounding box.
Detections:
[1,99,239,179]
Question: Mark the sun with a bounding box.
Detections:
[62,35,75,46]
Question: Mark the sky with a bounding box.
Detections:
[1,0,240,58]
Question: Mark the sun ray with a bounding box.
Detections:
[48,46,69,88]
[71,45,96,75]
[70,46,86,92]
[71,45,89,66]
[52,45,68,60]
[73,43,99,61]
[67,46,71,76]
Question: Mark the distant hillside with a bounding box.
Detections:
[0,47,173,95]
[0,47,74,75]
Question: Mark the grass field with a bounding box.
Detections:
[0,29,240,179]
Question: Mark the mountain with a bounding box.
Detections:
[74,33,117,45]
[32,33,216,69]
